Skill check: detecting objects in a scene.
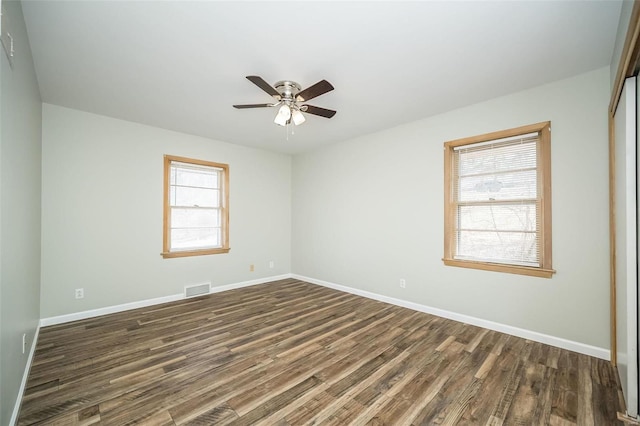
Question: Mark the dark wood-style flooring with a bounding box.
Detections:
[18,279,624,425]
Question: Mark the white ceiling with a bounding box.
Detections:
[22,1,622,154]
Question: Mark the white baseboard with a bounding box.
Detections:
[208,274,292,295]
[40,274,292,327]
[10,323,41,426]
[291,274,610,361]
[40,293,183,327]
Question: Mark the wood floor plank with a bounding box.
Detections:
[227,375,322,425]
[302,348,413,425]
[414,349,484,424]
[551,350,580,423]
[17,279,624,425]
[388,354,451,423]
[283,390,336,424]
[531,364,557,425]
[182,403,238,425]
[483,341,533,425]
[349,349,441,424]
[252,382,330,426]
[577,355,595,426]
[502,361,546,424]
[460,350,517,424]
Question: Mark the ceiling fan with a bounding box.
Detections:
[233,76,336,126]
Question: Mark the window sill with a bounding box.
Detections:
[442,258,555,278]
[161,248,230,259]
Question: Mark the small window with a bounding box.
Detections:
[162,155,229,258]
[443,122,554,278]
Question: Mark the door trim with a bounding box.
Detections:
[610,1,640,367]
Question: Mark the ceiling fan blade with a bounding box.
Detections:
[301,105,337,119]
[296,80,334,102]
[233,103,273,109]
[246,76,280,99]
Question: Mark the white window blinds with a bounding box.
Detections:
[451,133,541,267]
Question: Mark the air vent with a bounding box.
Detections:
[184,282,211,298]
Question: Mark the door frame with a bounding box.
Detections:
[610,1,640,367]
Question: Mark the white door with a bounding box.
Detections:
[615,76,638,418]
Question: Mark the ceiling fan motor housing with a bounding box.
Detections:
[274,81,301,102]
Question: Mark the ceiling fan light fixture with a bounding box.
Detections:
[274,104,291,126]
[291,108,306,126]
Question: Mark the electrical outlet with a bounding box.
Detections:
[269,260,274,269]
[249,264,254,272]
[399,279,406,289]
[75,288,84,299]
[22,333,26,354]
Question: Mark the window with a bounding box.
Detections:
[162,155,229,258]
[443,122,554,278]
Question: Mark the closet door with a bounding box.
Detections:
[615,76,638,417]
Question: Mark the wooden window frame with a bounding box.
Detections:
[161,155,230,259]
[443,121,554,278]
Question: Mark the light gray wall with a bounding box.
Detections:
[40,104,291,318]
[0,0,42,423]
[611,0,634,90]
[292,67,611,350]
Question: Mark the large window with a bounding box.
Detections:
[443,122,554,278]
[162,155,229,258]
